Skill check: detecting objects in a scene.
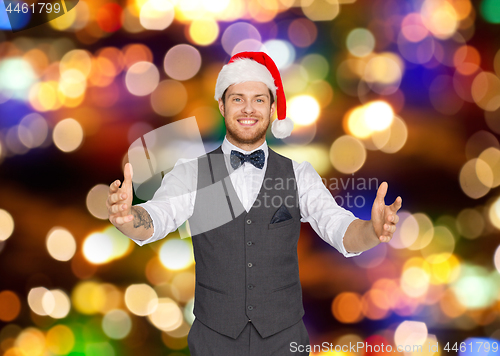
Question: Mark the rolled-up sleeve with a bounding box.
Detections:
[294,160,361,258]
[129,158,197,246]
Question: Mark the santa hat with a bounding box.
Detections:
[214,51,294,139]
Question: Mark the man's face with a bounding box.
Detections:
[218,81,275,148]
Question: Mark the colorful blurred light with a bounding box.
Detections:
[302,0,340,22]
[96,3,123,33]
[481,0,500,24]
[288,18,317,48]
[471,72,500,112]
[46,324,74,355]
[46,289,71,319]
[52,118,84,153]
[15,328,45,356]
[456,208,484,239]
[140,0,175,31]
[364,101,394,131]
[189,18,219,46]
[281,64,309,95]
[330,135,366,174]
[262,39,295,70]
[0,290,21,322]
[123,44,154,68]
[86,184,109,220]
[495,245,500,274]
[478,147,500,188]
[59,67,87,98]
[452,265,498,309]
[159,238,194,271]
[221,22,261,55]
[346,28,375,58]
[163,44,202,81]
[401,266,430,298]
[287,95,320,126]
[270,144,330,176]
[460,158,492,199]
[0,209,14,241]
[401,13,429,42]
[488,195,500,229]
[394,321,428,351]
[46,227,77,261]
[60,49,92,77]
[0,57,36,99]
[331,292,363,323]
[150,80,188,117]
[18,113,49,149]
[125,284,158,316]
[421,226,455,264]
[454,45,481,76]
[301,54,329,82]
[148,297,183,331]
[102,309,132,339]
[72,281,106,315]
[421,0,459,39]
[83,232,113,264]
[430,254,461,285]
[125,61,159,97]
[28,287,52,316]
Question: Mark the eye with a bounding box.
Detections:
[256,98,264,103]
[233,97,242,102]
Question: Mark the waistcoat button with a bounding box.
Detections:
[247,262,253,267]
[247,284,254,290]
[247,241,252,246]
[247,305,253,310]
[246,219,252,224]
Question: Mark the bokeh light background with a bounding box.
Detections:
[1,0,500,355]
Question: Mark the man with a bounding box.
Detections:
[107,52,402,355]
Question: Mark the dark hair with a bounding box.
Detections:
[221,87,275,108]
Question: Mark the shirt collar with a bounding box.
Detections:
[221,136,269,159]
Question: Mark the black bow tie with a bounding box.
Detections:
[230,149,265,170]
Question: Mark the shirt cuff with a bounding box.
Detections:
[339,216,363,258]
[128,203,159,247]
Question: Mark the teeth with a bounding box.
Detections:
[239,120,256,124]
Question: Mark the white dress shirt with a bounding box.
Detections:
[132,136,361,257]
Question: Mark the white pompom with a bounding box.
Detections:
[271,117,294,139]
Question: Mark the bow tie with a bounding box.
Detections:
[230,149,265,170]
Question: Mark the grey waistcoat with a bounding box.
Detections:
[188,146,304,339]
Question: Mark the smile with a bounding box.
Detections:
[237,119,258,126]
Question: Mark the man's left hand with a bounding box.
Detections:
[371,181,402,243]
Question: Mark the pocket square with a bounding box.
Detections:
[270,204,293,224]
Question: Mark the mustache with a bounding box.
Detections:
[235,115,262,120]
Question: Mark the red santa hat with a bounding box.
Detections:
[214,51,294,139]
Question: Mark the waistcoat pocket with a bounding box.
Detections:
[268,218,295,230]
[197,281,227,295]
[271,280,299,293]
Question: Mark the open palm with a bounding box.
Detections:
[371,181,402,243]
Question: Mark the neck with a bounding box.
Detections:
[226,133,266,152]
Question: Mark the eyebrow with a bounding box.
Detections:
[228,93,269,98]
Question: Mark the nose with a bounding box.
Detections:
[241,100,255,115]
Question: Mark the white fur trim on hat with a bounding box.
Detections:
[271,116,294,139]
[214,58,277,101]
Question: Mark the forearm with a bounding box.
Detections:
[115,206,154,241]
[343,218,380,253]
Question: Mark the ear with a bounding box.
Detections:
[218,98,225,117]
[270,100,276,119]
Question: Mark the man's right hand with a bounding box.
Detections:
[107,163,134,226]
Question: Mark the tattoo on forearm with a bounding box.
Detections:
[131,207,153,229]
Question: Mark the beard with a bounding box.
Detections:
[224,114,270,146]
